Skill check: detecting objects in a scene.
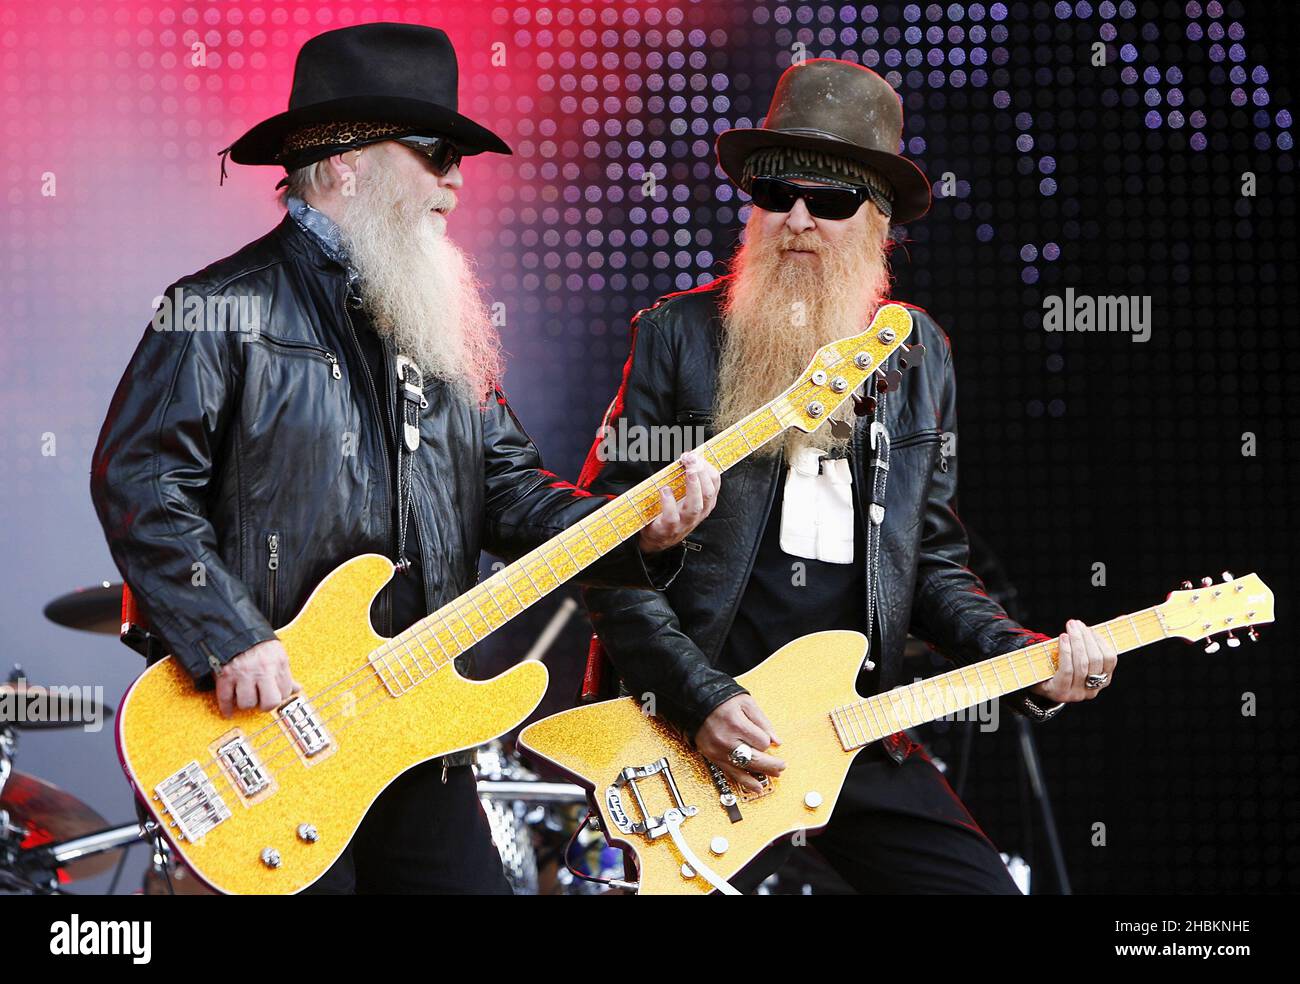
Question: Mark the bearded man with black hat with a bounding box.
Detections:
[89,23,719,894]
[578,59,1119,893]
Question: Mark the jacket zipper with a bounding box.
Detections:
[341,290,396,635]
[258,335,341,379]
[266,531,280,621]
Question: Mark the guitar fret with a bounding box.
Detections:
[425,623,455,666]
[847,703,868,747]
[468,594,498,633]
[449,604,481,646]
[556,537,583,572]
[483,585,510,624]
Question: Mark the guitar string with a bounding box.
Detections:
[151,358,847,818]
[171,611,1151,828]
[230,405,776,756]
[828,608,1167,747]
[153,400,788,818]
[150,326,931,827]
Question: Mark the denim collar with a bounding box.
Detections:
[286,195,358,288]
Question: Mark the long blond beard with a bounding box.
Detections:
[715,207,894,458]
[336,156,502,397]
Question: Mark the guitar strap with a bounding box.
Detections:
[861,370,890,674]
[393,354,427,574]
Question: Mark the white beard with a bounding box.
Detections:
[336,160,502,397]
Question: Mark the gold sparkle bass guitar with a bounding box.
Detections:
[520,575,1274,895]
[116,304,918,894]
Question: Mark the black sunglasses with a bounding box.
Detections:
[748,175,873,220]
[395,135,464,175]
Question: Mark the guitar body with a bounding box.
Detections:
[117,554,549,894]
[519,630,869,895]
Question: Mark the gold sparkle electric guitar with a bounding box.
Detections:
[116,304,918,894]
[520,574,1274,895]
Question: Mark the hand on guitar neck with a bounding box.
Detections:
[637,451,721,555]
[1029,619,1119,704]
[697,619,1118,764]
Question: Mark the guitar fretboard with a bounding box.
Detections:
[369,401,794,693]
[830,607,1168,750]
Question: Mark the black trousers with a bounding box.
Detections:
[301,762,512,895]
[732,742,1023,895]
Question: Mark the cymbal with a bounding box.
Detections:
[0,681,113,731]
[43,582,122,635]
[1,771,122,882]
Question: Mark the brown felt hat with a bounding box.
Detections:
[717,59,931,224]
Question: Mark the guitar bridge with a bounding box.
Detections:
[605,758,697,839]
[154,762,231,843]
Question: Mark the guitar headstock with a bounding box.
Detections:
[1156,572,1274,652]
[779,303,920,433]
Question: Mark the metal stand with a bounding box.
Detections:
[952,713,1072,894]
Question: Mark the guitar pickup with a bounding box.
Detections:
[280,696,331,758]
[216,736,270,797]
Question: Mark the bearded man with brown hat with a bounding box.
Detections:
[578,58,1119,893]
[90,22,719,894]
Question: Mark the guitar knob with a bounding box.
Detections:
[1247,626,1260,642]
[899,342,927,368]
[260,847,282,869]
[1221,571,1234,582]
[1180,580,1194,590]
[1204,639,1221,654]
[1201,576,1214,588]
[1225,631,1241,648]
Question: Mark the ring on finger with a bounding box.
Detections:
[729,742,756,768]
[1085,672,1110,689]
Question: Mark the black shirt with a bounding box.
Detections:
[717,453,878,695]
[350,307,426,637]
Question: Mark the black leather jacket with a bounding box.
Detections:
[579,278,1053,753]
[90,216,681,748]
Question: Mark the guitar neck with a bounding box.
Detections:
[389,401,795,667]
[831,607,1169,751]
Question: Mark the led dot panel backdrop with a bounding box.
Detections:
[2,0,1296,894]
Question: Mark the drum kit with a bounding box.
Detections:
[0,580,611,895]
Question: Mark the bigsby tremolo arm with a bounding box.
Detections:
[605,758,739,895]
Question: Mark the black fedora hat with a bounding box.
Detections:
[717,59,931,224]
[223,22,510,170]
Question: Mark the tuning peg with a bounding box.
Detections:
[1221,571,1234,582]
[1247,626,1260,642]
[1180,580,1194,590]
[899,343,927,369]
[1201,576,1214,587]
[1225,631,1241,648]
[874,368,903,393]
[853,393,877,417]
[1204,639,1221,654]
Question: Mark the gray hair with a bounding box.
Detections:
[277,160,334,208]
